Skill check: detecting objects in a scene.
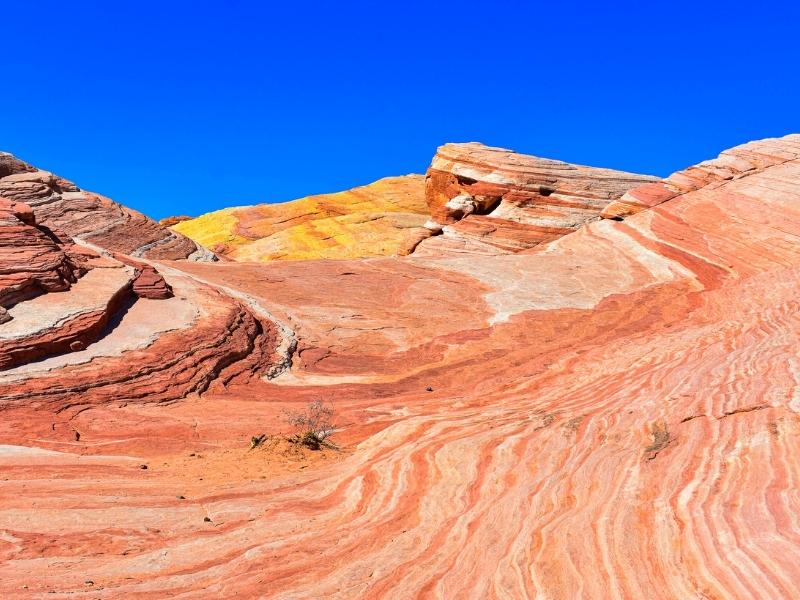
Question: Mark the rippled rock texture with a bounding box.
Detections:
[172,175,428,260]
[2,136,800,598]
[0,152,211,261]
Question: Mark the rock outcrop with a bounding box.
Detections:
[0,197,85,308]
[0,268,281,405]
[410,142,658,255]
[0,192,184,370]
[600,135,800,219]
[171,175,428,260]
[0,153,212,261]
[0,263,136,370]
[158,215,192,227]
[0,152,35,178]
[0,157,276,379]
[2,136,800,598]
[131,264,174,299]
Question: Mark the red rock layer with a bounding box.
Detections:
[0,267,135,371]
[416,142,658,255]
[159,215,192,227]
[0,193,181,370]
[0,154,212,261]
[0,152,35,178]
[1,136,800,598]
[0,277,280,409]
[0,197,84,308]
[111,253,175,300]
[131,265,173,299]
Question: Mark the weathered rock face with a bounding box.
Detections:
[413,142,658,255]
[172,175,428,260]
[601,135,800,219]
[0,267,282,405]
[131,264,174,299]
[0,152,35,178]
[0,159,266,377]
[0,264,136,370]
[3,136,800,598]
[0,153,212,261]
[0,197,84,308]
[0,193,186,370]
[158,215,192,227]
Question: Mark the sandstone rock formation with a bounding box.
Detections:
[130,264,174,299]
[0,197,86,309]
[0,192,186,370]
[158,215,192,227]
[2,136,800,598]
[172,175,428,260]
[0,153,212,261]
[410,142,658,256]
[0,152,35,178]
[600,136,800,219]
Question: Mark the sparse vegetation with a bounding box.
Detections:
[247,401,339,456]
[283,400,337,450]
[250,433,267,450]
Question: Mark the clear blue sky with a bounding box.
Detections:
[2,1,798,220]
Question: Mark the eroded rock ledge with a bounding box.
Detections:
[0,152,212,261]
[0,157,283,403]
[406,142,658,256]
[601,135,800,219]
[0,196,85,309]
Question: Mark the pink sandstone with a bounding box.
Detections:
[410,142,658,256]
[0,153,213,261]
[0,136,799,598]
[0,197,85,308]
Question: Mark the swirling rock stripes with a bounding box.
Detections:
[0,271,281,410]
[2,136,800,597]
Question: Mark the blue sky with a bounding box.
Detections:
[2,1,798,219]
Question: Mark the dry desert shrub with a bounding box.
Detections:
[282,400,337,450]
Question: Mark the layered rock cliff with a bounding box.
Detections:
[409,142,659,255]
[0,197,85,309]
[171,175,428,260]
[2,136,800,598]
[0,155,285,388]
[0,152,212,261]
[171,148,656,262]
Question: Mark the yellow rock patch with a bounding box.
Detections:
[171,175,428,261]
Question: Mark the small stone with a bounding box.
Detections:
[204,517,212,522]
[139,464,148,470]
[131,265,173,299]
